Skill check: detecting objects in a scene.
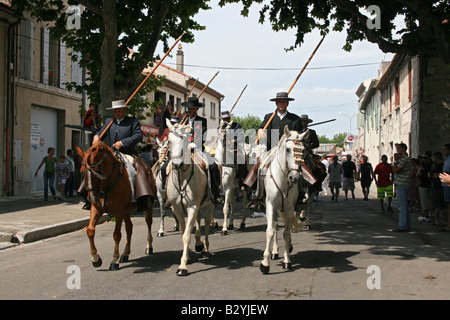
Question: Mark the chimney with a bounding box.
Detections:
[176,44,184,73]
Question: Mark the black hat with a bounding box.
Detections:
[170,116,181,123]
[181,97,205,109]
[270,92,295,102]
[220,111,231,119]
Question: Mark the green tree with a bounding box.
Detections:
[231,114,261,143]
[12,0,211,116]
[219,0,449,63]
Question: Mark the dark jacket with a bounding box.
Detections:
[259,112,303,150]
[96,116,143,155]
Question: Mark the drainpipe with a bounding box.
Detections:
[5,20,19,196]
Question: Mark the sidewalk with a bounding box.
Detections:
[0,194,110,249]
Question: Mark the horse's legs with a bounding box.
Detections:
[86,206,103,268]
[194,209,204,252]
[202,203,214,257]
[177,207,197,276]
[119,215,133,263]
[145,200,153,254]
[222,188,232,235]
[110,217,123,270]
[240,186,248,229]
[261,203,276,274]
[282,212,294,270]
[229,188,236,230]
[157,193,166,236]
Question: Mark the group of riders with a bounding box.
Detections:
[80,91,328,213]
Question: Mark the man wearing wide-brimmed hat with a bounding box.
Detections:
[245,92,318,211]
[258,92,303,150]
[91,100,155,212]
[300,114,320,150]
[179,97,223,205]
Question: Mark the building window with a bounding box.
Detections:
[210,102,216,118]
[394,77,400,107]
[408,60,412,102]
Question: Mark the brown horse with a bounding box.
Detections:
[76,141,154,271]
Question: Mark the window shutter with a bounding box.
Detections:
[40,27,49,84]
[59,40,66,89]
[20,20,34,80]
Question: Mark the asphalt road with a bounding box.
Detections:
[1,186,450,305]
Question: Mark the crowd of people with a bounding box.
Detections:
[318,143,450,233]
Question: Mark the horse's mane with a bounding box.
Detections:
[87,141,114,158]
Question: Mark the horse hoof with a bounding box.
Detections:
[283,262,292,270]
[176,268,188,276]
[228,224,234,230]
[212,221,219,229]
[239,223,246,230]
[145,248,153,255]
[271,253,279,260]
[260,263,270,274]
[195,243,204,253]
[119,255,129,263]
[157,232,164,237]
[221,230,228,236]
[92,257,102,268]
[109,263,119,271]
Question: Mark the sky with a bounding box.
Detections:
[159,0,394,139]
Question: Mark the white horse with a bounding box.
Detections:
[152,138,179,236]
[214,121,249,235]
[165,119,215,276]
[259,126,309,274]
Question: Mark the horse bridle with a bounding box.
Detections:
[83,151,123,206]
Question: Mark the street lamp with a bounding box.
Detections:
[338,112,357,134]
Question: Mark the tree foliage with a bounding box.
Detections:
[11,0,211,115]
[231,114,261,143]
[219,0,449,63]
[318,132,347,148]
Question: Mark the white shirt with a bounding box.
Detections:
[277,111,287,120]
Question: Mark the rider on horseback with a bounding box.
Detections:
[244,92,317,211]
[89,100,155,212]
[182,97,223,205]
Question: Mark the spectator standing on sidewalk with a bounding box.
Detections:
[440,144,450,232]
[328,155,343,202]
[359,155,374,201]
[34,147,57,201]
[417,152,433,222]
[373,154,394,213]
[392,143,412,232]
[429,151,445,226]
[408,158,420,212]
[342,154,356,200]
[55,155,70,200]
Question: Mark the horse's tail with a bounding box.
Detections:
[279,211,303,232]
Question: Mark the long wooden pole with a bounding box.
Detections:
[206,84,248,154]
[229,84,247,114]
[256,35,326,143]
[180,71,220,125]
[175,78,198,117]
[99,32,185,140]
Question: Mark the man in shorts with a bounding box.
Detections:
[374,154,394,213]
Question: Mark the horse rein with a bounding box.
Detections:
[83,151,124,207]
[269,136,305,211]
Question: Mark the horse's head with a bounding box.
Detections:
[77,141,115,204]
[166,118,192,169]
[279,126,309,186]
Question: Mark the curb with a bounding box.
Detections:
[10,214,111,245]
